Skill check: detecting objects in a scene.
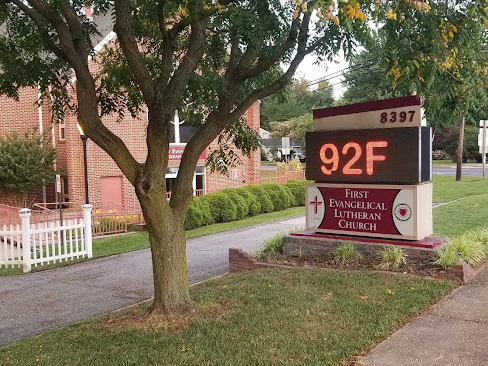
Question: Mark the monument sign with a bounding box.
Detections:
[306,96,433,241]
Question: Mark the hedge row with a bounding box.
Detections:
[184,180,308,230]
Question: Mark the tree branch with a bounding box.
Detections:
[114,0,155,104]
[240,14,302,80]
[145,15,208,188]
[25,0,88,71]
[224,31,242,81]
[6,0,64,59]
[162,18,207,106]
[156,0,169,38]
[231,11,312,119]
[60,3,89,62]
[170,112,227,212]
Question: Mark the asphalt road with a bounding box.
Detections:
[433,166,488,177]
[262,164,488,177]
[262,164,488,176]
[0,215,304,347]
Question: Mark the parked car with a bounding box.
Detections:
[291,153,306,162]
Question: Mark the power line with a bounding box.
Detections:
[304,58,381,88]
[311,67,387,93]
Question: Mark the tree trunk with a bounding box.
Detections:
[456,111,465,181]
[137,185,194,314]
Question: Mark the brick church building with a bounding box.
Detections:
[0,11,261,210]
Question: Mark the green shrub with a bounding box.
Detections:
[221,189,249,220]
[236,188,261,216]
[467,227,488,247]
[201,193,237,223]
[435,234,487,269]
[378,247,407,269]
[282,185,297,207]
[185,202,204,230]
[333,242,360,265]
[198,198,214,226]
[262,232,285,254]
[285,180,307,206]
[434,244,462,270]
[262,183,292,211]
[245,185,274,213]
[254,232,286,259]
[184,197,215,230]
[185,198,205,230]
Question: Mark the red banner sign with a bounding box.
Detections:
[313,186,401,235]
[169,145,207,161]
[306,183,432,240]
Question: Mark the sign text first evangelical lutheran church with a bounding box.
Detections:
[305,96,433,241]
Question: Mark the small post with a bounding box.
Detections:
[483,120,486,178]
[82,204,93,258]
[19,208,31,273]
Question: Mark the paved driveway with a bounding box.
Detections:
[0,215,304,346]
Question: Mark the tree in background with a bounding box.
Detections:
[339,45,402,105]
[0,132,58,207]
[269,114,313,149]
[261,78,334,130]
[2,0,487,314]
[377,0,488,180]
[340,5,488,177]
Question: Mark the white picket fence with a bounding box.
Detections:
[0,205,92,273]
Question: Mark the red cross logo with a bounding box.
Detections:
[309,195,323,215]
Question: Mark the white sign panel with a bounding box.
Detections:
[313,96,426,131]
[479,120,488,154]
[56,174,61,194]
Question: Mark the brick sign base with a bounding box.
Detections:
[228,248,485,285]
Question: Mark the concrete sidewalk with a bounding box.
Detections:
[358,268,488,366]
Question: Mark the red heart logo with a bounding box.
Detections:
[399,209,407,216]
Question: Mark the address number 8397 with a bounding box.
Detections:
[380,110,416,123]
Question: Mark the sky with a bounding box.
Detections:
[295,52,349,100]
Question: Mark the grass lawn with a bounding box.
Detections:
[0,206,305,276]
[430,175,488,237]
[260,161,278,166]
[0,268,453,366]
[432,160,480,167]
[434,194,488,237]
[432,160,456,166]
[432,175,488,202]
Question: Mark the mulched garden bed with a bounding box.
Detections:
[256,253,443,277]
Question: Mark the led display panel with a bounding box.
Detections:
[306,126,432,184]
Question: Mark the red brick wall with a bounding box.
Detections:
[0,89,39,138]
[63,111,147,211]
[206,102,262,193]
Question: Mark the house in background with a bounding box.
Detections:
[0,9,261,211]
[260,128,301,161]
